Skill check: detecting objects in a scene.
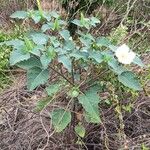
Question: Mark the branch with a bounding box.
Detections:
[49,66,74,86]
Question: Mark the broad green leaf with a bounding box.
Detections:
[43,12,51,21]
[24,37,34,49]
[64,41,75,51]
[30,33,49,45]
[75,124,86,138]
[78,86,101,123]
[89,51,103,63]
[51,11,60,18]
[40,54,52,69]
[58,55,72,72]
[101,51,113,62]
[51,109,71,132]
[10,11,28,19]
[133,56,144,67]
[72,19,83,27]
[17,57,42,69]
[90,17,100,24]
[58,20,67,26]
[27,67,49,91]
[84,33,95,41]
[109,45,117,52]
[108,58,126,75]
[46,83,61,96]
[70,51,88,60]
[35,97,53,112]
[4,39,24,49]
[90,17,100,27]
[10,50,30,65]
[96,37,111,47]
[80,37,92,47]
[41,23,53,32]
[118,71,142,91]
[50,36,60,48]
[47,47,56,58]
[79,33,95,47]
[31,11,41,23]
[31,45,44,56]
[59,30,70,41]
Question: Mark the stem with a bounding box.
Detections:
[49,66,74,86]
[71,59,78,143]
[36,0,43,16]
[80,69,109,89]
[71,58,75,84]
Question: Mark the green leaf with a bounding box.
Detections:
[51,11,60,18]
[51,109,71,132]
[10,50,30,66]
[59,30,70,41]
[75,124,86,138]
[53,18,60,30]
[50,36,60,48]
[101,51,113,61]
[41,23,53,32]
[80,13,90,29]
[46,83,61,96]
[108,45,117,52]
[4,39,24,49]
[90,17,100,27]
[47,47,56,58]
[133,56,144,67]
[30,33,49,45]
[10,11,28,19]
[43,12,51,21]
[27,67,49,91]
[90,17,100,24]
[72,19,83,27]
[24,37,34,51]
[80,37,92,47]
[58,55,72,72]
[40,54,52,69]
[70,51,88,60]
[35,97,53,112]
[31,45,44,56]
[78,86,101,123]
[118,71,142,91]
[31,11,41,23]
[108,58,126,75]
[63,41,75,51]
[17,57,42,69]
[96,37,111,47]
[79,33,95,47]
[89,51,103,63]
[58,20,67,26]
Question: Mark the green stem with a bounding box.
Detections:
[36,0,43,16]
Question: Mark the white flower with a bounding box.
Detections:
[115,44,136,64]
